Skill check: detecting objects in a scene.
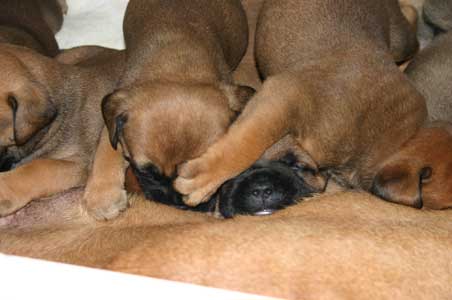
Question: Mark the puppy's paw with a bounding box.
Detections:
[0,184,29,217]
[174,155,225,206]
[0,199,20,217]
[83,186,128,221]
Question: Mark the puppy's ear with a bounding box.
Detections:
[1,83,57,146]
[102,90,129,150]
[371,162,432,209]
[222,84,256,113]
[279,152,327,193]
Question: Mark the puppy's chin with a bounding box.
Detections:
[129,163,216,212]
[217,159,317,218]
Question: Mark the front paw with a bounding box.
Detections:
[0,199,20,217]
[83,185,128,221]
[0,184,29,217]
[174,155,226,207]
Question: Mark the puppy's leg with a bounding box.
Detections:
[0,159,83,217]
[83,127,128,221]
[175,75,304,206]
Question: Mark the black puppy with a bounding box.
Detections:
[130,153,320,217]
[217,154,321,218]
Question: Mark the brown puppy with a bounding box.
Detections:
[0,0,67,56]
[0,45,125,217]
[405,31,452,121]
[174,0,425,206]
[372,122,452,209]
[83,0,254,220]
[1,191,452,299]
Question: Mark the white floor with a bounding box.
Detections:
[56,0,129,50]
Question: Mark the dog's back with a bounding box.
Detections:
[256,0,417,77]
[121,0,248,86]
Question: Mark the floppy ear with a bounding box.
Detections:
[101,90,129,150]
[7,82,57,146]
[222,84,256,113]
[279,152,327,193]
[371,162,432,209]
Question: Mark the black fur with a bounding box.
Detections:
[130,162,216,212]
[217,154,318,218]
[0,148,19,172]
[132,153,318,217]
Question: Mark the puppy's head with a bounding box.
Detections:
[217,153,326,218]
[103,81,254,204]
[372,124,452,209]
[0,50,57,147]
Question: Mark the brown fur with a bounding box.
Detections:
[0,45,125,217]
[0,0,67,57]
[174,0,426,206]
[373,122,452,209]
[1,190,452,299]
[84,0,255,220]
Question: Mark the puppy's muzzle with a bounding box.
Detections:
[130,162,216,212]
[218,157,320,218]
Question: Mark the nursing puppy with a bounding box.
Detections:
[0,0,67,56]
[0,45,125,217]
[83,0,254,220]
[174,0,427,206]
[125,150,321,218]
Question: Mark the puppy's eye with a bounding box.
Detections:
[420,167,433,183]
[7,95,18,112]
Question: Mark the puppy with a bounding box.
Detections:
[174,0,427,207]
[0,45,125,217]
[0,0,67,56]
[405,31,452,121]
[83,0,254,220]
[217,152,322,218]
[126,150,321,218]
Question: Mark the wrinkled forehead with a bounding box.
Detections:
[130,82,229,106]
[121,85,233,174]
